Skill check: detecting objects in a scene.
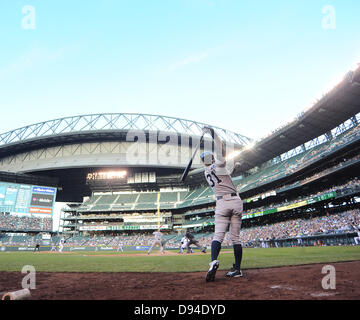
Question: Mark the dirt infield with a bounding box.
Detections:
[1,261,359,300]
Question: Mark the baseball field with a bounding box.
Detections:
[1,246,360,300]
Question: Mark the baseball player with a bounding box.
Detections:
[51,243,57,252]
[34,240,40,252]
[179,234,193,254]
[260,238,266,248]
[147,230,165,255]
[201,127,244,282]
[353,224,360,245]
[59,236,65,253]
[185,231,206,254]
[179,235,189,254]
[117,241,124,252]
[296,234,304,247]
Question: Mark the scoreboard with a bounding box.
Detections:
[0,182,57,215]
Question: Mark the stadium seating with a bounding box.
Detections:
[137,193,158,203]
[160,192,178,203]
[96,194,118,205]
[0,214,52,232]
[235,124,360,193]
[0,234,42,246]
[179,191,188,201]
[116,193,138,204]
[135,203,158,210]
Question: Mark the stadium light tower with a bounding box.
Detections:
[226,150,242,161]
[244,142,255,151]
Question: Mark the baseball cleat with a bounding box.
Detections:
[225,269,243,278]
[206,260,219,282]
[225,264,236,275]
[201,248,206,253]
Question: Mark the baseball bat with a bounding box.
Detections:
[180,133,205,182]
[2,288,31,300]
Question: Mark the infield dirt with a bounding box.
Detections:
[1,261,359,300]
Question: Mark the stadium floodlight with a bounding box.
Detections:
[322,73,347,95]
[226,142,255,161]
[244,142,255,151]
[226,150,241,161]
[307,72,345,108]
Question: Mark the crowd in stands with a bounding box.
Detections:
[65,209,360,248]
[237,123,360,192]
[1,209,359,248]
[60,237,87,246]
[55,209,360,248]
[106,234,139,246]
[0,234,44,246]
[274,155,360,194]
[63,233,174,247]
[287,123,360,171]
[0,213,52,231]
[226,209,360,246]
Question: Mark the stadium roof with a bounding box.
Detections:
[0,113,252,157]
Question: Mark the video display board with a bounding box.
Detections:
[0,182,57,215]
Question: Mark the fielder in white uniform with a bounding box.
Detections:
[59,237,65,253]
[179,235,193,254]
[117,241,124,252]
[179,236,189,254]
[147,231,165,255]
[201,127,244,282]
[260,238,266,248]
[296,234,304,247]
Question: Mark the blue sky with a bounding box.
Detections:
[0,0,359,141]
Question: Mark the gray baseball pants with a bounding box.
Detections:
[213,197,243,245]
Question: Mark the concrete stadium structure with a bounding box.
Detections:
[0,114,251,202]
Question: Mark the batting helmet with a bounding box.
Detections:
[200,151,215,166]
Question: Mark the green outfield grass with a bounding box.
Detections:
[0,246,359,273]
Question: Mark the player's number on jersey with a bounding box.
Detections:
[206,171,222,187]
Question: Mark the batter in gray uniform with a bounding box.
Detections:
[147,230,165,255]
[201,127,243,282]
